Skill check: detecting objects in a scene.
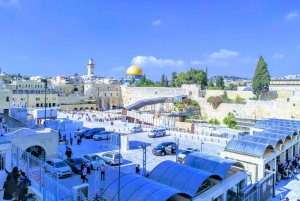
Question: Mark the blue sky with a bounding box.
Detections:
[0,0,299,81]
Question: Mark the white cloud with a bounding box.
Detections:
[131,56,185,68]
[0,0,20,7]
[190,60,204,65]
[209,49,239,59]
[111,66,126,72]
[285,11,298,20]
[152,20,161,25]
[273,53,284,59]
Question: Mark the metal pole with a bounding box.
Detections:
[174,138,179,162]
[118,133,121,201]
[44,79,47,127]
[201,140,203,153]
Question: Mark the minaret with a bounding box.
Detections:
[87,59,95,76]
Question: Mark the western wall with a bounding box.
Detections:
[120,84,300,121]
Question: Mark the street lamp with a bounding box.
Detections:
[174,137,179,162]
[118,133,122,201]
[140,143,151,176]
[200,140,204,153]
[44,78,48,127]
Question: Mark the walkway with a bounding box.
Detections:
[268,173,300,200]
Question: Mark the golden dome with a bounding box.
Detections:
[126,65,143,75]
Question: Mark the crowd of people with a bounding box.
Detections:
[277,155,300,180]
[61,110,121,123]
[1,167,32,201]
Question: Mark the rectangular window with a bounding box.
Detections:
[21,98,25,101]
[111,93,112,96]
[36,98,40,101]
[6,97,9,102]
[36,103,39,107]
[105,93,106,96]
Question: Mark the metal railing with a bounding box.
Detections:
[9,143,73,201]
[241,171,275,201]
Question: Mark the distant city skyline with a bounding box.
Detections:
[0,0,299,81]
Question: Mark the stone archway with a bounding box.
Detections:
[25,145,46,161]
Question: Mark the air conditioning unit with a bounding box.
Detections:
[72,183,89,201]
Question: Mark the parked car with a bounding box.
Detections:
[83,154,105,169]
[130,126,143,133]
[84,128,105,139]
[98,151,123,166]
[75,129,91,137]
[152,142,177,156]
[177,148,200,163]
[64,157,88,174]
[93,131,113,141]
[45,158,72,178]
[148,128,166,138]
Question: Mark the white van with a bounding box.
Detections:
[148,128,166,138]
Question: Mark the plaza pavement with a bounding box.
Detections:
[1,111,299,200]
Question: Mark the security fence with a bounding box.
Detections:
[241,171,275,201]
[9,143,73,201]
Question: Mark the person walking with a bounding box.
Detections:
[2,174,16,200]
[136,164,141,175]
[81,166,88,183]
[70,137,73,145]
[100,165,105,180]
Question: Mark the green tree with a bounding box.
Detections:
[173,68,207,88]
[216,76,225,89]
[252,56,271,100]
[224,83,237,91]
[140,74,146,84]
[223,112,238,129]
[170,72,178,87]
[160,74,165,87]
[208,118,220,125]
[129,77,135,85]
[164,76,169,87]
[208,80,214,87]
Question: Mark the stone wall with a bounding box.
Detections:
[197,97,300,122]
[204,90,254,100]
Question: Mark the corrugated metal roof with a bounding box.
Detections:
[149,160,220,197]
[253,132,290,143]
[183,152,244,179]
[263,128,296,138]
[241,135,283,148]
[224,139,274,158]
[101,173,189,201]
[254,118,300,130]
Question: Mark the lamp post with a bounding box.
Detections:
[140,143,151,176]
[44,78,48,127]
[200,140,204,153]
[118,133,122,201]
[174,137,179,162]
